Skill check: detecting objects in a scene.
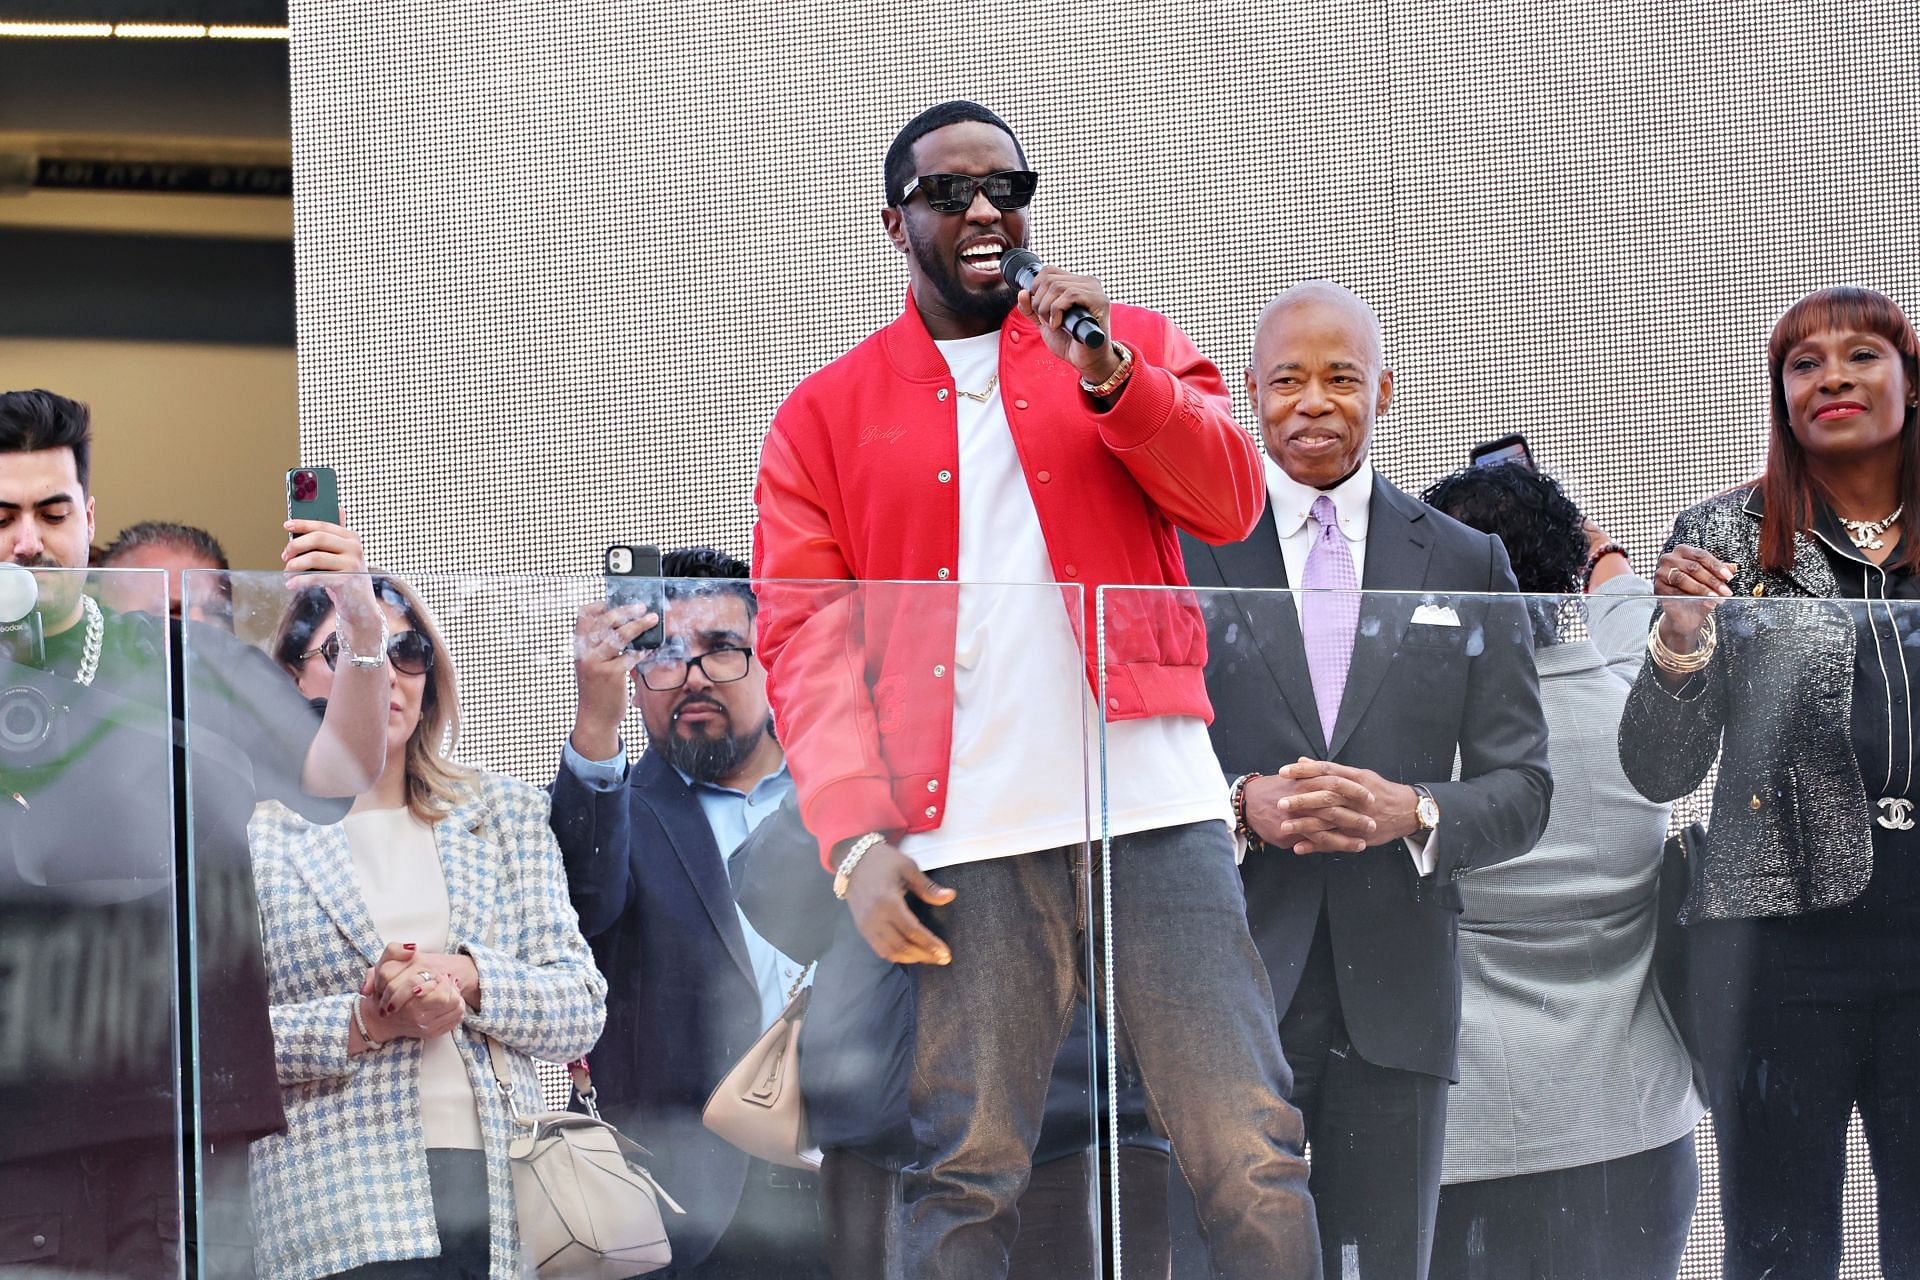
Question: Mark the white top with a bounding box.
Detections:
[343,806,484,1150]
[1261,451,1435,873]
[897,332,1230,872]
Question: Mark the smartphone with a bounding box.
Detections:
[604,544,665,650]
[286,466,342,525]
[1468,433,1535,472]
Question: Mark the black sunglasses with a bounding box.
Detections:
[901,170,1039,214]
[301,629,436,676]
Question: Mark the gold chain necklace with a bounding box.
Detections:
[954,373,998,404]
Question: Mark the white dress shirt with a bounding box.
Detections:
[1260,452,1437,874]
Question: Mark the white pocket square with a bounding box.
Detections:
[1410,604,1462,626]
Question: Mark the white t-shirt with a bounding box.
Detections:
[343,806,485,1150]
[897,332,1230,872]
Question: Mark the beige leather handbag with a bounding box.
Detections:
[701,968,821,1170]
[487,1038,685,1278]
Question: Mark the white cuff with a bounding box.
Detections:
[1403,827,1438,877]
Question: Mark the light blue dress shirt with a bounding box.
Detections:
[562,740,808,1030]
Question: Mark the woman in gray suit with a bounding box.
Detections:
[1421,463,1704,1280]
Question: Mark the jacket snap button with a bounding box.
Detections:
[937,568,950,580]
[1014,398,1030,410]
[1064,564,1078,578]
[1749,794,1762,811]
[927,780,940,793]
[32,1235,46,1249]
[1107,697,1120,712]
[938,469,952,483]
[937,388,949,401]
[1037,470,1051,483]
[1011,331,1021,342]
[924,805,938,818]
[933,664,946,677]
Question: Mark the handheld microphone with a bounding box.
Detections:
[1000,249,1108,350]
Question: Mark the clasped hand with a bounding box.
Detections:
[358,941,480,1043]
[1244,760,1421,855]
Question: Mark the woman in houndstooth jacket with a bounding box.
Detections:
[246,575,606,1280]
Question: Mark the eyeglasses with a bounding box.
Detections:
[637,645,753,691]
[900,170,1039,214]
[301,629,436,676]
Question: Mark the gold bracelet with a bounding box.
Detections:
[1648,611,1717,675]
[1079,343,1134,398]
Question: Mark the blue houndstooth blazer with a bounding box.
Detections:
[246,771,607,1280]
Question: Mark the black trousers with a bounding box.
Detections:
[1702,918,1920,1280]
[1428,1132,1699,1280]
[332,1149,490,1279]
[822,1145,1173,1280]
[1280,910,1450,1280]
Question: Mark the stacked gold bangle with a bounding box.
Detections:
[1648,611,1718,675]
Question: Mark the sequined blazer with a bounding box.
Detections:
[1619,486,1873,922]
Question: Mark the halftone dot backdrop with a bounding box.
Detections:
[289,1,1917,1271]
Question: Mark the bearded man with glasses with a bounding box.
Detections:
[752,101,1321,1279]
[548,545,826,1280]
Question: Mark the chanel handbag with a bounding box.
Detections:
[701,967,821,1170]
[487,1037,685,1278]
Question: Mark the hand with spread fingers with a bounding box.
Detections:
[1651,543,1736,677]
[569,599,656,760]
[1250,759,1423,854]
[843,842,955,966]
[1017,263,1121,386]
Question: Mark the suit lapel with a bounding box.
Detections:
[1210,505,1326,756]
[435,796,500,953]
[637,752,758,989]
[288,818,385,965]
[1329,476,1434,758]
[1741,488,1840,597]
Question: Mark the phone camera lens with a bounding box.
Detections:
[293,472,317,502]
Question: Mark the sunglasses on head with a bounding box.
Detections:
[900,170,1039,214]
[302,629,435,676]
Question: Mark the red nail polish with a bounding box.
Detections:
[411,987,422,995]
[403,943,417,950]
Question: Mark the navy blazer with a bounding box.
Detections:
[1182,474,1552,1082]
[549,747,764,1272]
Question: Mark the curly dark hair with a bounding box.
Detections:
[1421,463,1590,644]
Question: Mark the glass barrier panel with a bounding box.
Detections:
[184,572,1095,1280]
[0,566,182,1276]
[1101,580,1917,1279]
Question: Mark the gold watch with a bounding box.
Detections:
[1412,785,1440,832]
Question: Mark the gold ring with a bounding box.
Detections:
[1667,566,1679,585]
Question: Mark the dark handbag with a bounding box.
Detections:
[1653,821,1706,1067]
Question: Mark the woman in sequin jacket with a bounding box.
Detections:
[1619,286,1920,1280]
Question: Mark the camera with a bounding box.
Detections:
[1,614,68,764]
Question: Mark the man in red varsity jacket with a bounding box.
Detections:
[752,101,1321,1280]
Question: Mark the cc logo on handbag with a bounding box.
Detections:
[1876,797,1915,831]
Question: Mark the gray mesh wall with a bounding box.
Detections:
[289,1,1919,1272]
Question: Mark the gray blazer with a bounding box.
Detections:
[1441,577,1705,1182]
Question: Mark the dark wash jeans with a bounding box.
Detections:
[902,820,1321,1280]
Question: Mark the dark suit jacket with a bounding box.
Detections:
[548,747,763,1271]
[1181,473,1551,1081]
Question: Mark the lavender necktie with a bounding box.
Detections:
[1300,494,1359,745]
